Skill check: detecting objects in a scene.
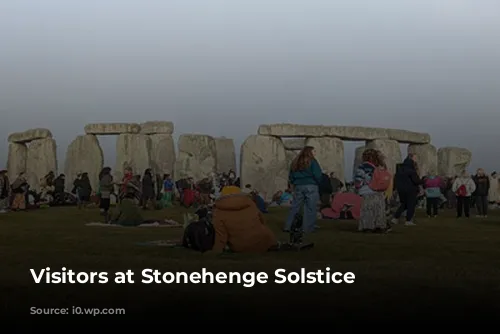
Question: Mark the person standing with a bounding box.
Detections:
[76,173,92,209]
[0,170,10,213]
[423,173,443,218]
[319,171,333,209]
[354,149,390,233]
[99,167,114,220]
[161,174,174,207]
[473,168,490,218]
[10,172,28,211]
[452,171,476,219]
[141,169,156,210]
[283,146,322,234]
[392,153,422,226]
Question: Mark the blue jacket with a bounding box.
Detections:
[288,159,322,186]
[354,162,376,196]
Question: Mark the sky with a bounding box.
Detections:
[1,0,499,178]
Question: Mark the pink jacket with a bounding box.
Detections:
[424,176,442,189]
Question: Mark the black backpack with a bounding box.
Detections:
[182,219,215,253]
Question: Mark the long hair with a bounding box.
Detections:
[99,167,111,180]
[291,146,315,172]
[362,149,384,167]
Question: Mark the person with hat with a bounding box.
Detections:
[211,186,277,253]
[0,169,10,213]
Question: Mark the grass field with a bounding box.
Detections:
[2,204,500,322]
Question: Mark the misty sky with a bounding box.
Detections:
[1,0,499,178]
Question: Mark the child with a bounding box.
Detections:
[161,174,174,208]
[423,174,443,218]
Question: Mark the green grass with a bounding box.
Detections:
[2,205,500,321]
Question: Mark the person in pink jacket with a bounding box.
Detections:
[423,174,443,218]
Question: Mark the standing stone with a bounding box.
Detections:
[26,138,57,192]
[437,147,472,177]
[64,135,104,191]
[214,137,236,173]
[285,150,298,170]
[115,134,152,181]
[408,144,437,177]
[7,143,28,181]
[352,145,366,179]
[175,134,217,181]
[305,137,345,182]
[240,135,288,201]
[149,134,176,176]
[365,139,402,174]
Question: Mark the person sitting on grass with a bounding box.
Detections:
[108,193,144,226]
[211,186,277,253]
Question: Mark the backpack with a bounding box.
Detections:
[456,184,467,197]
[368,166,392,192]
[182,219,215,253]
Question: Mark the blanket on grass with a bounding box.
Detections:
[86,219,182,228]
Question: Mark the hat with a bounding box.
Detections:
[0,169,7,173]
[221,186,241,196]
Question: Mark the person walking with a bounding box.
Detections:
[452,170,476,219]
[283,146,322,234]
[392,153,422,226]
[473,168,490,218]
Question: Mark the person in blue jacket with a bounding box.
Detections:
[283,146,322,234]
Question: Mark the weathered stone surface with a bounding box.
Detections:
[149,134,176,175]
[258,124,430,144]
[214,137,236,173]
[84,123,141,135]
[174,134,217,181]
[386,129,430,145]
[26,138,57,192]
[408,144,437,176]
[7,143,27,181]
[64,135,104,191]
[352,145,366,179]
[140,121,174,135]
[8,128,52,143]
[285,150,298,169]
[240,135,288,201]
[282,138,305,150]
[365,139,402,174]
[115,134,152,181]
[305,137,345,182]
[437,147,472,177]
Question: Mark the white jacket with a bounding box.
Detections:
[452,177,476,197]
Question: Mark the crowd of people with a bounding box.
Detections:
[1,146,498,253]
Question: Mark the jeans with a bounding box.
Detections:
[426,197,439,216]
[394,191,417,222]
[457,196,471,217]
[284,184,319,233]
[475,195,488,216]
